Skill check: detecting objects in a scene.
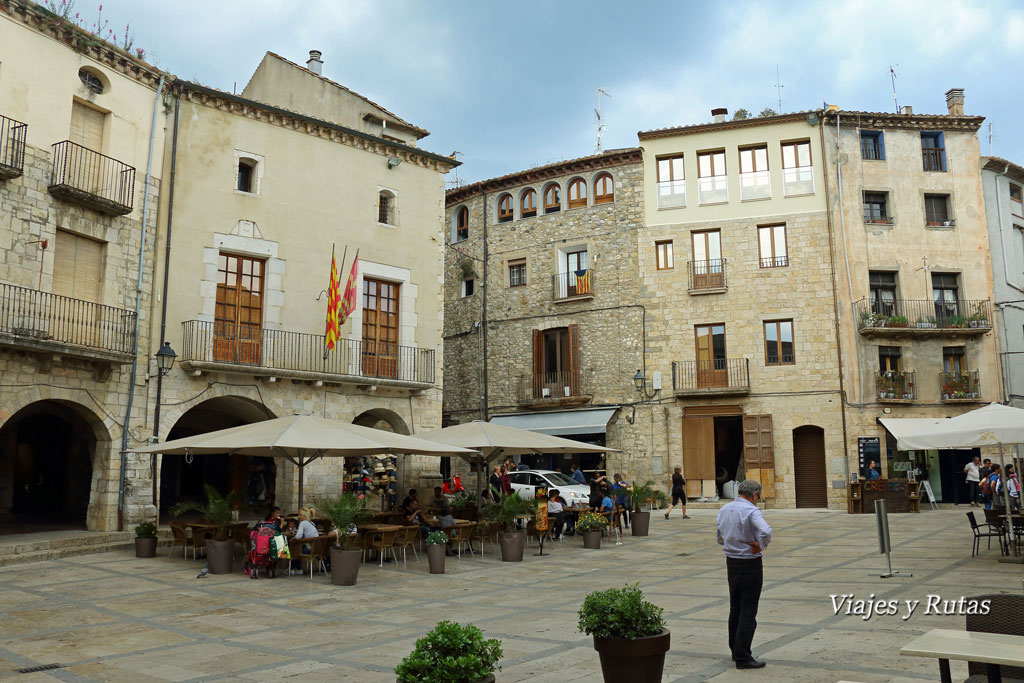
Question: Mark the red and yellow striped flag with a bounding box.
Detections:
[324,249,341,353]
[340,252,359,324]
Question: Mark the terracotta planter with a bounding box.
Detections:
[330,548,362,586]
[427,544,446,574]
[583,531,602,549]
[399,675,493,683]
[135,537,157,558]
[206,538,234,574]
[630,511,651,537]
[593,629,671,683]
[498,530,525,562]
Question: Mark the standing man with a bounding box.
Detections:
[964,456,982,507]
[716,479,772,670]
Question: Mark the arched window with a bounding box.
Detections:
[520,189,537,218]
[378,190,396,225]
[594,173,614,204]
[454,206,469,241]
[78,67,106,94]
[497,193,513,223]
[543,183,561,213]
[567,178,587,209]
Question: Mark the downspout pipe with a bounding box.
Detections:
[481,191,489,423]
[118,75,164,530]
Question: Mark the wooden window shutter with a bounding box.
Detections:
[682,416,715,498]
[742,414,775,498]
[532,329,543,397]
[567,323,580,395]
[53,230,103,302]
[70,101,104,152]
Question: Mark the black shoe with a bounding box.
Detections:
[735,658,766,669]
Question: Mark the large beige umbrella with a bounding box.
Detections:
[131,414,478,507]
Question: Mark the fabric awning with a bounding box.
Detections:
[489,407,619,437]
[878,417,949,451]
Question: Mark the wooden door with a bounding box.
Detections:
[793,426,827,508]
[52,230,103,345]
[692,230,723,289]
[214,254,264,364]
[695,324,727,387]
[566,250,588,297]
[683,416,715,499]
[69,101,105,193]
[742,415,775,498]
[362,278,399,378]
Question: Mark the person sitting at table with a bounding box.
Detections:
[260,505,284,533]
[600,486,615,513]
[288,507,318,574]
[547,489,568,539]
[400,489,422,520]
[430,487,457,555]
[480,487,497,506]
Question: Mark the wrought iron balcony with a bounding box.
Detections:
[0,282,135,357]
[517,371,588,407]
[856,299,992,336]
[939,370,981,402]
[687,259,727,292]
[876,370,916,402]
[552,270,594,301]
[48,140,135,216]
[179,320,435,386]
[672,359,750,395]
[0,115,27,180]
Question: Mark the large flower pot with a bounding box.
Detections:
[498,530,525,562]
[427,544,446,574]
[330,548,362,586]
[593,629,671,683]
[135,537,158,558]
[398,676,493,683]
[205,538,234,574]
[583,531,602,549]
[630,511,651,537]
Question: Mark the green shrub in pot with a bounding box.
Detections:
[134,521,158,538]
[168,484,237,541]
[578,583,665,640]
[314,492,371,550]
[627,480,657,512]
[425,530,449,546]
[483,491,534,532]
[395,620,502,683]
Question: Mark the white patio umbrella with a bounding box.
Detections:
[130,414,478,507]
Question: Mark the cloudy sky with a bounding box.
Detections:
[77,0,1023,183]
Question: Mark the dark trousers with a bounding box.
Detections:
[726,556,763,661]
[967,481,980,503]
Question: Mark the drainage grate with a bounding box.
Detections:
[18,664,63,674]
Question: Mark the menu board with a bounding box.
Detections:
[858,437,881,474]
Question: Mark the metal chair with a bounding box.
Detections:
[982,509,1011,555]
[965,593,1024,682]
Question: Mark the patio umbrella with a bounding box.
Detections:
[130,414,478,507]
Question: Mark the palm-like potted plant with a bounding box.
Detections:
[578,583,669,683]
[484,493,534,562]
[576,510,609,549]
[134,520,158,558]
[168,485,238,574]
[425,529,449,574]
[627,480,656,537]
[315,492,371,586]
[395,620,502,683]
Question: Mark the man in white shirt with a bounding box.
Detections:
[547,490,567,538]
[964,456,981,507]
[716,479,772,670]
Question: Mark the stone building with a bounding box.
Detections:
[0,0,167,530]
[443,150,659,482]
[820,90,1000,503]
[637,111,847,509]
[980,156,1024,410]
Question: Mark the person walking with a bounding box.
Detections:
[983,464,1003,511]
[1005,464,1021,512]
[964,456,982,507]
[716,479,772,670]
[664,466,689,519]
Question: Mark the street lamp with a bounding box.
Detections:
[633,369,659,400]
[155,341,177,376]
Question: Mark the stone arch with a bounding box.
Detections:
[158,384,282,437]
[352,408,410,435]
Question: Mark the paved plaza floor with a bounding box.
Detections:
[0,507,1020,682]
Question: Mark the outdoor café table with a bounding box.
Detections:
[900,628,1024,683]
[1001,514,1024,556]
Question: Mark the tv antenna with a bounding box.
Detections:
[595,87,611,153]
[446,150,464,189]
[774,64,783,112]
[889,65,899,113]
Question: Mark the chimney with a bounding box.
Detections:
[900,105,913,115]
[945,87,965,116]
[711,107,728,124]
[306,50,323,75]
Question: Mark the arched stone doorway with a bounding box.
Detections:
[793,425,827,508]
[352,408,409,435]
[159,396,275,516]
[0,400,109,532]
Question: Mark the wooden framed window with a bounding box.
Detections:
[781,140,813,195]
[362,278,400,378]
[739,145,770,200]
[932,272,960,321]
[656,154,686,208]
[697,150,727,204]
[655,240,674,270]
[860,131,885,160]
[764,319,794,365]
[863,192,889,223]
[497,194,513,223]
[942,346,965,374]
[214,253,265,364]
[594,173,614,204]
[694,323,727,388]
[567,178,587,209]
[921,132,946,172]
[454,206,469,241]
[757,224,788,268]
[543,184,561,213]
[237,160,255,193]
[531,324,580,397]
[924,194,951,226]
[508,258,526,287]
[1010,183,1022,205]
[461,278,475,297]
[520,189,537,218]
[691,229,723,288]
[879,346,902,372]
[869,271,897,316]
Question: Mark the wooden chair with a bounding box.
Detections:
[167,522,195,559]
[965,593,1024,682]
[394,526,419,564]
[449,523,476,558]
[369,529,399,567]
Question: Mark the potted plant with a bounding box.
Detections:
[395,620,502,683]
[916,316,937,329]
[450,494,478,520]
[134,520,158,558]
[576,511,609,549]
[654,490,668,509]
[968,311,989,328]
[948,314,967,328]
[426,530,449,574]
[627,480,656,537]
[886,314,907,328]
[484,492,534,562]
[578,583,669,683]
[315,492,371,586]
[168,485,239,574]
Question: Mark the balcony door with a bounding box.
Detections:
[695,323,727,388]
[69,101,105,193]
[214,254,264,364]
[361,278,399,378]
[52,230,103,346]
[563,249,588,297]
[692,230,723,289]
[932,272,960,322]
[532,325,580,398]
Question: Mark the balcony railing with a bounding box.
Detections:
[552,270,594,300]
[760,255,788,268]
[922,148,945,172]
[49,140,135,216]
[672,359,750,393]
[698,175,728,204]
[0,114,27,180]
[739,170,771,200]
[518,371,583,402]
[876,370,916,401]
[657,179,686,208]
[180,320,435,384]
[856,299,993,332]
[688,259,727,291]
[783,165,814,196]
[940,370,980,401]
[0,282,135,355]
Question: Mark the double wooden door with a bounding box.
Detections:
[362,278,399,378]
[214,254,264,364]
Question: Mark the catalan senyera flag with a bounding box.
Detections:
[324,248,341,354]
[340,252,359,325]
[574,268,591,295]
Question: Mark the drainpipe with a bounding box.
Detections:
[118,76,164,530]
[481,191,489,422]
